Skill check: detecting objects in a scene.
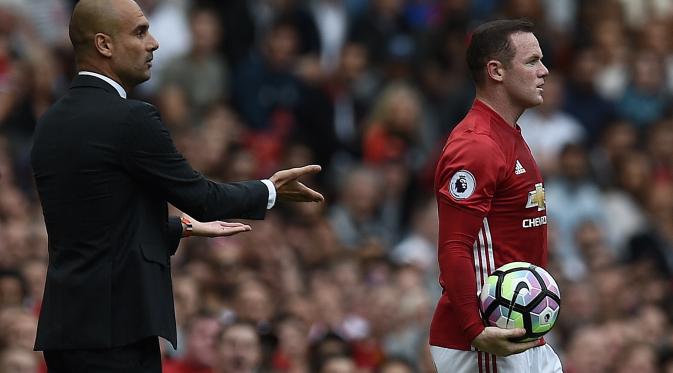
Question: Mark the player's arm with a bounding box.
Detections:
[438,205,538,356]
[437,201,487,341]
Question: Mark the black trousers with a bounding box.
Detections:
[43,337,161,373]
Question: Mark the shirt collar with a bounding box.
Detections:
[473,99,521,133]
[78,71,127,98]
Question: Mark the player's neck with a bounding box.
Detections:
[475,91,524,128]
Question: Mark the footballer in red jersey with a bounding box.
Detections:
[429,19,563,373]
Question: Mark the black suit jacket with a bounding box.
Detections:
[31,75,268,350]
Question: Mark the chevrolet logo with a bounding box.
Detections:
[526,183,546,211]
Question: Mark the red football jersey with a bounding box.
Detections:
[429,99,548,350]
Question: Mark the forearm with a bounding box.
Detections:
[439,242,485,343]
[176,180,268,222]
[438,202,487,343]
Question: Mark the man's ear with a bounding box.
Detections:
[486,60,504,82]
[94,33,113,58]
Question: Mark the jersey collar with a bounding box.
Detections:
[473,99,522,133]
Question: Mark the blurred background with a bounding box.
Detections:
[1,0,673,372]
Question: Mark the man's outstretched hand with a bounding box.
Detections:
[472,327,541,357]
[269,165,324,203]
[181,214,252,238]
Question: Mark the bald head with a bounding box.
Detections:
[70,0,124,55]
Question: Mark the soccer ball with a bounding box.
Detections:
[478,262,561,342]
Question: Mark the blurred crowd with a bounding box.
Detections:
[1,0,673,372]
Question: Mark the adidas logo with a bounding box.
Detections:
[515,160,526,175]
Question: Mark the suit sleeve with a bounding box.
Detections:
[120,102,268,222]
[435,135,507,343]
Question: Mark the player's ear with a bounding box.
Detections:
[486,60,504,83]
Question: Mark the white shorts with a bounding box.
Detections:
[430,344,563,373]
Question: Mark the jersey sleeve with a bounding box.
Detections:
[436,135,508,215]
[435,134,508,344]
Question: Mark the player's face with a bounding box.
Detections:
[110,0,159,88]
[502,32,548,109]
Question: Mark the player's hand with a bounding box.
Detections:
[269,165,324,203]
[472,327,541,357]
[183,214,252,238]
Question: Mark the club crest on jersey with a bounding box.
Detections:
[449,170,476,200]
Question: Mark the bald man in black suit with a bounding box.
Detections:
[30,0,323,371]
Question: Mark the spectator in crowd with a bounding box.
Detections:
[599,149,649,254]
[645,119,673,184]
[546,143,607,279]
[0,347,38,373]
[563,46,616,142]
[591,18,629,101]
[271,314,311,372]
[158,4,229,128]
[589,119,638,187]
[18,259,45,314]
[614,343,659,373]
[390,196,439,294]
[328,166,392,249]
[362,81,433,171]
[231,17,303,132]
[348,0,413,68]
[163,314,222,373]
[563,326,612,373]
[617,50,672,128]
[2,308,37,352]
[627,181,673,278]
[519,73,586,174]
[299,40,380,170]
[0,270,26,309]
[216,321,262,373]
[319,354,358,373]
[308,332,352,372]
[248,0,321,57]
[377,356,415,373]
[164,274,201,358]
[418,20,473,134]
